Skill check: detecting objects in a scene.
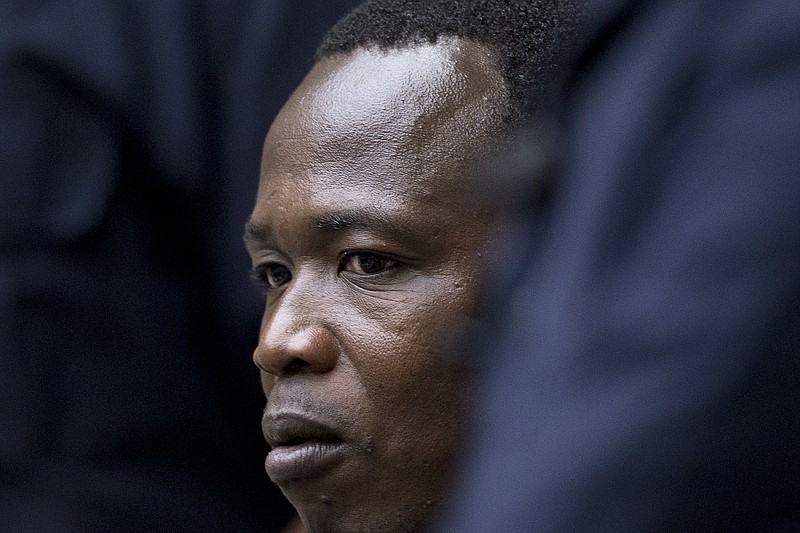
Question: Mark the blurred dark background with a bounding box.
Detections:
[0,1,358,530]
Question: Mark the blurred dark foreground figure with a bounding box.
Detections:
[0,1,357,530]
[438,0,800,531]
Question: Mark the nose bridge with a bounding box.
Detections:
[253,268,338,376]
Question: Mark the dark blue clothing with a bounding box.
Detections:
[0,1,357,531]
[439,0,800,531]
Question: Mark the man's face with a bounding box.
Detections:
[245,38,508,532]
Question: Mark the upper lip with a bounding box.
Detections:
[262,413,343,449]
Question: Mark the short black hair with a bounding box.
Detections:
[317,0,584,120]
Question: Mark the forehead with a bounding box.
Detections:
[270,38,505,142]
[267,38,506,174]
[253,38,508,235]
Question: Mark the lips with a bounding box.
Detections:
[262,413,349,483]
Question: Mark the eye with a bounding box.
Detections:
[342,252,397,275]
[256,263,292,289]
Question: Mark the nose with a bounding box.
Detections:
[252,290,339,377]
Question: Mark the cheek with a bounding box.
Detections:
[346,275,475,392]
[363,298,471,468]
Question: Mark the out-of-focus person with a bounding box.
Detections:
[437,0,800,531]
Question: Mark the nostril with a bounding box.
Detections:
[283,357,310,375]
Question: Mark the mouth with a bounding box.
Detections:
[262,413,349,484]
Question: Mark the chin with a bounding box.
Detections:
[297,508,433,533]
[286,481,440,533]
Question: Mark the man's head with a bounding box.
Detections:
[244,1,581,531]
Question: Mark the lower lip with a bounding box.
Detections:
[265,441,348,483]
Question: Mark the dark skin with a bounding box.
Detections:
[245,38,509,533]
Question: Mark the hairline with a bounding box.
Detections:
[315,35,521,124]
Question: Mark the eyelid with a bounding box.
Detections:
[253,261,292,290]
[340,251,400,275]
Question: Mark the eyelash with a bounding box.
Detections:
[252,264,291,291]
[252,252,400,291]
[340,251,398,276]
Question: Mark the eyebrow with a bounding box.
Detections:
[315,209,401,233]
[243,208,413,245]
[243,220,271,244]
